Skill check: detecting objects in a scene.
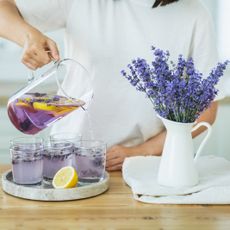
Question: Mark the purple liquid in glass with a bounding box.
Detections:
[74,146,106,183]
[43,143,74,179]
[11,148,43,185]
[7,93,84,135]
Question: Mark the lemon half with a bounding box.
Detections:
[52,166,78,189]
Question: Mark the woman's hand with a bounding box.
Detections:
[106,131,166,172]
[106,145,131,171]
[22,29,60,70]
[0,1,60,69]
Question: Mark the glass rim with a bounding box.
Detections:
[50,132,82,140]
[10,136,44,146]
[74,140,106,149]
[10,150,43,157]
[10,147,43,156]
[44,140,74,150]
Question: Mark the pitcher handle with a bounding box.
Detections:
[192,122,212,162]
[27,70,36,83]
[27,59,58,84]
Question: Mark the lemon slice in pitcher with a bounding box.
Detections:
[52,166,78,189]
[33,102,57,111]
[16,101,30,108]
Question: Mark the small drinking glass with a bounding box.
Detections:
[43,141,74,180]
[10,137,44,185]
[74,140,106,183]
[50,132,82,168]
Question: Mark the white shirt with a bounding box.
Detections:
[16,0,219,148]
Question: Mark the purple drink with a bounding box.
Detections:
[10,137,43,185]
[43,141,74,179]
[74,141,106,183]
[7,93,85,135]
[12,158,43,185]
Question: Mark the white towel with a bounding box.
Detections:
[122,155,230,204]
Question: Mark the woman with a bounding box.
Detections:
[0,0,218,171]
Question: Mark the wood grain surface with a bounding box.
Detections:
[1,165,230,230]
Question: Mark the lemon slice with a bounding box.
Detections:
[33,102,57,111]
[52,166,78,189]
[16,102,30,108]
[51,107,78,116]
[24,97,32,102]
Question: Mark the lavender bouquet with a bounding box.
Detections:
[121,47,229,123]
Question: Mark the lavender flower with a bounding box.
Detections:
[121,47,229,123]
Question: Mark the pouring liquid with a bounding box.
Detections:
[7,93,85,135]
[84,109,95,140]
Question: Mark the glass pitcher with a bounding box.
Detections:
[7,59,92,135]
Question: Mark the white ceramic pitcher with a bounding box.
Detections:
[157,116,212,188]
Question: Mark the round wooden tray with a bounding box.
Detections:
[1,170,109,201]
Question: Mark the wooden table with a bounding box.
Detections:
[1,165,230,230]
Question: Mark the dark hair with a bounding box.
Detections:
[152,0,179,8]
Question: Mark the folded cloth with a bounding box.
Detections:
[122,155,230,204]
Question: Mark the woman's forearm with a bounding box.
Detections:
[128,130,166,156]
[0,0,36,46]
[0,0,59,69]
